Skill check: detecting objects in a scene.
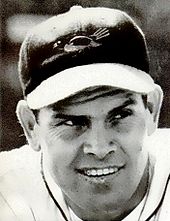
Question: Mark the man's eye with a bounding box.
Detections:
[64,120,83,126]
[114,109,133,119]
[64,120,74,126]
[109,109,133,123]
[58,117,90,128]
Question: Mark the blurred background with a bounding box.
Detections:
[0,0,170,151]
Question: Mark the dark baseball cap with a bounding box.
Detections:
[18,6,157,109]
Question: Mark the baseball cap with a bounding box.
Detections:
[18,6,157,110]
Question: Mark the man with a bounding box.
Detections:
[0,6,170,221]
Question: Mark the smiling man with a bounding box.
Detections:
[0,6,170,221]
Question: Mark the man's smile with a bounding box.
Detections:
[77,164,125,178]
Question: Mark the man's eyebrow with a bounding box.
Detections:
[107,98,136,117]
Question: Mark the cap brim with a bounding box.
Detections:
[26,63,156,109]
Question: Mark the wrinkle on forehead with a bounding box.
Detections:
[48,86,135,113]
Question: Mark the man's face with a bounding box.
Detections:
[37,91,151,220]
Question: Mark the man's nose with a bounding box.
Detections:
[83,122,117,159]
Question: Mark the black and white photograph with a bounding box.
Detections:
[0,1,170,220]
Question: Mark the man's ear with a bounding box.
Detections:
[147,85,163,135]
[16,100,40,151]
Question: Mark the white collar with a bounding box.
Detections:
[43,165,72,221]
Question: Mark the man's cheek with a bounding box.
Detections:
[120,120,146,142]
[47,142,78,170]
[112,118,139,135]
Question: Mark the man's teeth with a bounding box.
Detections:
[85,167,119,177]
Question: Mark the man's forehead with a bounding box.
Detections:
[47,86,138,113]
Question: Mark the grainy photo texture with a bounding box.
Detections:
[0,1,170,221]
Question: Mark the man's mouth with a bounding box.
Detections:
[77,165,124,178]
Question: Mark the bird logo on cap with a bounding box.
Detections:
[53,28,110,53]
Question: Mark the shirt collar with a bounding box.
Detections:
[43,163,72,221]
